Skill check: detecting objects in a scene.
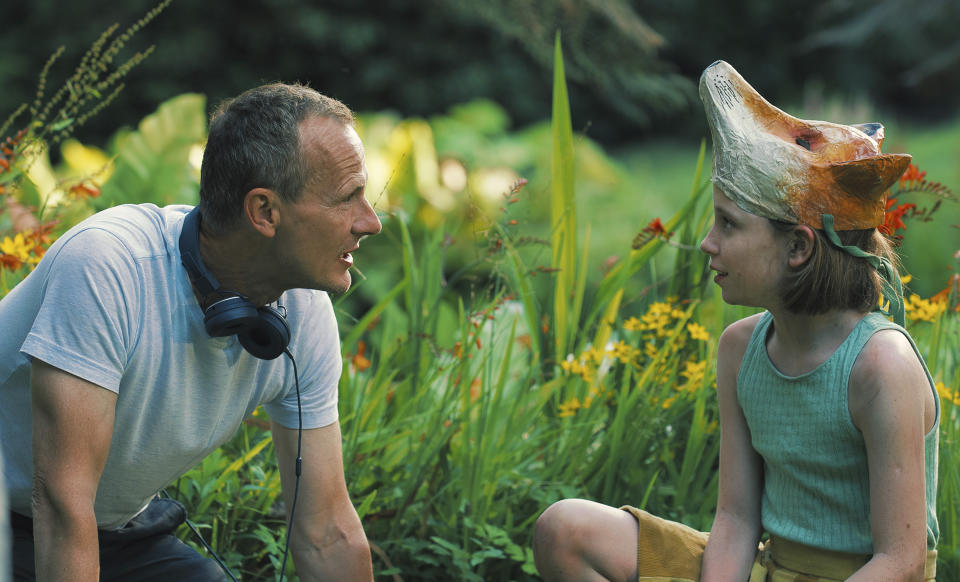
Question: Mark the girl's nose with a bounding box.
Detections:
[699,228,717,255]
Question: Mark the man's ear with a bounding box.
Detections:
[243,188,280,237]
[788,224,815,267]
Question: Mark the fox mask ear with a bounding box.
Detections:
[830,153,912,202]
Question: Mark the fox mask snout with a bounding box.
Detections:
[700,60,911,230]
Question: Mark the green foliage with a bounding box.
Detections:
[549,32,582,364]
[96,92,205,209]
[165,416,290,580]
[1,0,169,177]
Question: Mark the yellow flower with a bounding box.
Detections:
[0,232,43,271]
[584,346,605,364]
[905,293,946,323]
[560,354,594,383]
[644,342,659,360]
[632,300,686,337]
[661,394,679,409]
[610,340,635,364]
[681,360,707,387]
[1,233,36,262]
[557,396,581,417]
[687,322,710,341]
[558,394,594,417]
[936,381,960,407]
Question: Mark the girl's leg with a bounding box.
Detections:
[533,498,639,582]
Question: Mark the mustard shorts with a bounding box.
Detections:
[620,506,937,582]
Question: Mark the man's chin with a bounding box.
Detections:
[319,273,352,295]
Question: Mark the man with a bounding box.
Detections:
[1,447,9,582]
[0,83,380,580]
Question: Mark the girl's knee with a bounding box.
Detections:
[534,499,639,582]
[534,499,586,547]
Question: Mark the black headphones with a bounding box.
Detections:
[179,207,291,360]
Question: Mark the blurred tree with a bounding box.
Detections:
[3,0,958,151]
[435,0,698,128]
[799,0,960,119]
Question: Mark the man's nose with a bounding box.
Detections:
[356,197,382,237]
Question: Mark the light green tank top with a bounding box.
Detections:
[738,311,939,553]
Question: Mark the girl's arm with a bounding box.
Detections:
[700,315,765,582]
[847,329,934,582]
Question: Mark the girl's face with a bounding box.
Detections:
[700,186,790,309]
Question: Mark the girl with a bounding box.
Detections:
[533,61,939,582]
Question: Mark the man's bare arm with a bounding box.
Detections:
[271,420,372,581]
[31,359,116,582]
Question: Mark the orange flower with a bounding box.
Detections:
[898,163,926,189]
[645,218,670,237]
[632,217,673,249]
[469,378,481,402]
[350,341,371,372]
[0,254,23,271]
[68,182,101,199]
[879,198,916,236]
[930,274,960,312]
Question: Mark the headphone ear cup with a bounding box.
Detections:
[237,305,291,360]
[203,295,260,337]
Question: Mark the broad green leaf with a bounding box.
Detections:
[98,93,206,209]
[551,31,578,362]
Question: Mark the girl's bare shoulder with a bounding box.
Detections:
[716,312,766,382]
[718,312,765,354]
[851,328,923,388]
[849,328,933,430]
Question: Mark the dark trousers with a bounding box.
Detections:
[11,497,229,581]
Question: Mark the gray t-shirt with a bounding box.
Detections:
[0,446,9,582]
[0,204,341,528]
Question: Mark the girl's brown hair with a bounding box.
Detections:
[769,221,899,315]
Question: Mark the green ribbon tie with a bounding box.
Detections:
[821,214,905,327]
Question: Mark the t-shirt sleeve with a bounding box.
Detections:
[263,290,341,429]
[20,227,142,393]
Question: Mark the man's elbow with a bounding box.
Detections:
[31,473,86,527]
[291,516,371,565]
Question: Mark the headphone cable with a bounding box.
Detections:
[279,347,303,582]
[160,488,240,582]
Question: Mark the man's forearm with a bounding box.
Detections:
[32,496,101,582]
[291,519,372,581]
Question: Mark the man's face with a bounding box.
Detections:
[275,116,382,294]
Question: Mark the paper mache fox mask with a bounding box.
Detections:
[699,60,912,231]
